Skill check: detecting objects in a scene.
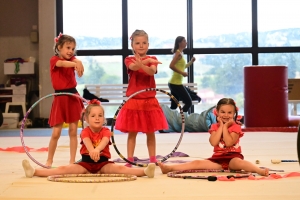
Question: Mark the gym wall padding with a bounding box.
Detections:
[244,66,289,127]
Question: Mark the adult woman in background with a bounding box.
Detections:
[168,36,195,113]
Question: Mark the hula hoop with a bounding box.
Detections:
[110,88,185,167]
[167,169,252,181]
[20,92,89,168]
[47,173,137,183]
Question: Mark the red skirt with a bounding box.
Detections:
[48,94,84,127]
[115,97,168,133]
[207,152,244,170]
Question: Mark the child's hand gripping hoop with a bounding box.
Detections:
[20,93,89,168]
[110,88,185,167]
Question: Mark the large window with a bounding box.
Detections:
[63,0,122,50]
[258,0,300,47]
[128,0,187,49]
[193,0,252,48]
[193,54,252,114]
[59,0,300,117]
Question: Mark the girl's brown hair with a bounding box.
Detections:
[171,36,185,53]
[53,34,77,56]
[215,98,239,121]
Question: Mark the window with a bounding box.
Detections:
[193,0,252,48]
[75,55,123,97]
[63,0,122,50]
[58,0,300,117]
[193,53,252,114]
[128,0,187,49]
[258,53,300,78]
[258,0,300,47]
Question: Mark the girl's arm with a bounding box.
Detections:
[72,58,84,77]
[94,137,110,152]
[169,51,185,75]
[185,57,196,68]
[128,55,157,75]
[209,122,223,146]
[55,60,76,68]
[82,136,110,162]
[222,121,240,146]
[222,130,239,147]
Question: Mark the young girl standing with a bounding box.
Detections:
[115,29,168,167]
[46,33,84,167]
[168,36,196,112]
[158,98,269,176]
[22,100,156,178]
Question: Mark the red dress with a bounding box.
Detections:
[77,127,114,173]
[207,123,244,169]
[80,126,111,159]
[115,56,168,133]
[48,56,84,127]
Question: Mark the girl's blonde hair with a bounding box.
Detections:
[130,29,148,54]
[53,33,77,56]
[82,102,107,126]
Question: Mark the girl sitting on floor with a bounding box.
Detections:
[158,98,269,176]
[22,99,155,178]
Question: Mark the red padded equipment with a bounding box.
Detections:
[244,66,289,127]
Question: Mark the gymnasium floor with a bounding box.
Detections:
[0,128,299,200]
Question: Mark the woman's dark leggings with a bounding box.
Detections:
[168,83,192,112]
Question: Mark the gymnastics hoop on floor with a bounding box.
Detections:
[167,169,252,182]
[47,173,137,183]
[20,92,89,169]
[110,88,185,167]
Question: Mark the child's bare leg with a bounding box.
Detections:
[101,163,156,178]
[46,123,63,167]
[158,160,222,174]
[146,132,156,162]
[127,132,138,158]
[229,158,269,176]
[126,132,138,167]
[22,159,87,178]
[68,122,78,164]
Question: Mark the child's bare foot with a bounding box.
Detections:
[257,168,269,176]
[158,162,172,174]
[22,159,35,178]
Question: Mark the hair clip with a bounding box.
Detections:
[54,32,63,43]
[88,99,101,105]
[213,108,218,116]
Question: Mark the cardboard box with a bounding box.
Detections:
[288,79,300,100]
[4,62,34,75]
[0,113,20,129]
